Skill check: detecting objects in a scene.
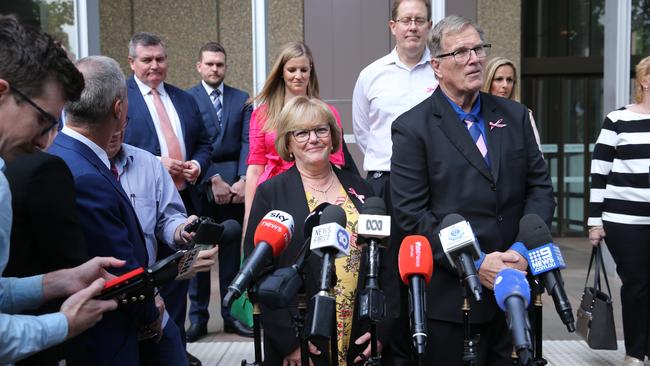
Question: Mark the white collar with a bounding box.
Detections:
[61,126,111,169]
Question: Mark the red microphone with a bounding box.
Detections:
[398,235,433,355]
[223,210,295,308]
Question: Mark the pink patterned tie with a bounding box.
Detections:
[465,117,491,167]
[150,88,185,189]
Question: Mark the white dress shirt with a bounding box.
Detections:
[352,48,438,172]
[133,76,188,161]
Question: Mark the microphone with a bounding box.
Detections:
[517,214,575,332]
[256,203,331,310]
[494,268,533,365]
[305,205,350,340]
[222,210,294,308]
[438,214,483,301]
[398,235,434,355]
[357,197,390,322]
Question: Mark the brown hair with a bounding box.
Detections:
[274,96,341,162]
[481,57,519,101]
[253,41,320,132]
[198,41,226,63]
[634,55,650,104]
[391,0,430,21]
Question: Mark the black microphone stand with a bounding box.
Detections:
[529,277,547,366]
[358,244,384,366]
[305,252,338,366]
[460,283,479,366]
[241,286,263,366]
[291,291,310,365]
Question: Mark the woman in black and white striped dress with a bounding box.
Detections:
[588,55,650,366]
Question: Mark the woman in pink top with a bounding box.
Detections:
[244,41,344,219]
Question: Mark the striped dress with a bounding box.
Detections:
[589,107,650,226]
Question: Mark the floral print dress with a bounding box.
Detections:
[306,186,360,364]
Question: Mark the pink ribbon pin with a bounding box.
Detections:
[347,187,365,204]
[489,119,507,131]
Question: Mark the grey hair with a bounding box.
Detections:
[428,15,485,58]
[65,55,126,124]
[128,32,167,58]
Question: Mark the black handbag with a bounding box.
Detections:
[576,242,618,350]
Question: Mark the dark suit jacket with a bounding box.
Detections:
[5,151,87,277]
[186,83,251,185]
[4,150,89,365]
[125,77,212,211]
[244,165,397,365]
[48,133,158,366]
[390,89,555,324]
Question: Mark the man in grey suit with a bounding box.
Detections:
[186,42,253,340]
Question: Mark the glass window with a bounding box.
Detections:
[631,0,650,56]
[0,0,77,59]
[523,0,605,58]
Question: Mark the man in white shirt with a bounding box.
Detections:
[352,0,438,203]
[351,2,437,364]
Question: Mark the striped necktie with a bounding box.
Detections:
[464,115,491,167]
[211,89,222,126]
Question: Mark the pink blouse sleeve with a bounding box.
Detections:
[247,107,268,165]
[327,104,345,166]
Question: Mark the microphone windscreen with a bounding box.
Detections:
[516,214,552,250]
[253,210,294,256]
[320,205,347,228]
[440,213,466,229]
[303,202,331,237]
[360,197,386,215]
[494,268,531,311]
[220,219,242,245]
[398,235,434,285]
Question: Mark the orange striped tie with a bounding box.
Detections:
[150,88,185,189]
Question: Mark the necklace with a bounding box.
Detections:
[304,169,335,196]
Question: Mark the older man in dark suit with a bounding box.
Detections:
[186,42,253,340]
[49,55,160,366]
[390,15,555,365]
[124,32,211,366]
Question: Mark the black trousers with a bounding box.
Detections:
[603,221,650,359]
[188,200,244,324]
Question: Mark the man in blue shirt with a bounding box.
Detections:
[105,127,219,366]
[0,15,123,364]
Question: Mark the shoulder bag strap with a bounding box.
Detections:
[597,241,613,297]
[584,246,597,289]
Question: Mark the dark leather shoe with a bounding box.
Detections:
[224,319,254,337]
[186,323,207,343]
[186,351,202,366]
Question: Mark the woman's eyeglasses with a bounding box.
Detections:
[291,126,331,143]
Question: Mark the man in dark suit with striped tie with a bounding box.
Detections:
[390,15,555,365]
[186,42,253,340]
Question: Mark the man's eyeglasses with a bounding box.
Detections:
[394,16,428,27]
[9,85,60,136]
[291,125,330,143]
[435,44,492,64]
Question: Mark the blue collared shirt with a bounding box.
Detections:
[441,91,486,137]
[112,144,188,328]
[0,157,68,363]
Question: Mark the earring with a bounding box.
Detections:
[644,85,649,91]
[289,152,294,160]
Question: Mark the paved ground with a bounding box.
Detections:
[186,237,636,365]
